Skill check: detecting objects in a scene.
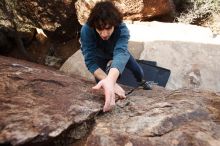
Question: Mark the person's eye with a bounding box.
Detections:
[96,29,102,32]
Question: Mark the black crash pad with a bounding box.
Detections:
[117,60,171,87]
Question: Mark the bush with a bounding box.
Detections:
[175,0,220,24]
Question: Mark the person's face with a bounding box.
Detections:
[96,25,114,40]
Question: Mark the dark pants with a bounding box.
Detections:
[96,55,144,83]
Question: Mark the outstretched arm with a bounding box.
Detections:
[93,68,125,112]
[93,67,126,111]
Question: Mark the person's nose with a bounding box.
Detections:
[100,30,108,37]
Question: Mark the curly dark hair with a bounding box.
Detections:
[87,1,123,30]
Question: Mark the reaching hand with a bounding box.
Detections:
[114,83,126,99]
[92,77,115,112]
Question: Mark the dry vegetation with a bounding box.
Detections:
[175,0,220,34]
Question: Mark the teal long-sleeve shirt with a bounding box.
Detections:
[80,23,131,74]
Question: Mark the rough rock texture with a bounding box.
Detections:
[75,0,175,25]
[0,55,103,146]
[0,0,79,34]
[86,88,220,146]
[0,0,81,68]
[1,56,220,146]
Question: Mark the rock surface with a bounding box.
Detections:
[140,41,220,92]
[75,0,175,25]
[0,0,79,33]
[0,0,81,68]
[86,88,220,146]
[1,56,220,146]
[0,55,103,146]
[126,22,220,92]
[60,49,94,81]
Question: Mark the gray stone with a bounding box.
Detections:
[140,41,220,92]
[126,22,220,92]
[60,50,94,81]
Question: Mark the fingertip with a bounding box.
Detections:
[103,105,109,112]
[92,82,101,90]
[92,86,97,90]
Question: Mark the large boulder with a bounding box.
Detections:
[0,55,102,146]
[1,55,220,146]
[75,0,175,25]
[127,21,220,91]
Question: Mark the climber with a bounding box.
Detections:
[80,1,151,112]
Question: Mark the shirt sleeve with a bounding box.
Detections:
[80,24,99,74]
[111,23,130,74]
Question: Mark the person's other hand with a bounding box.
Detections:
[114,83,126,99]
[92,78,115,112]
